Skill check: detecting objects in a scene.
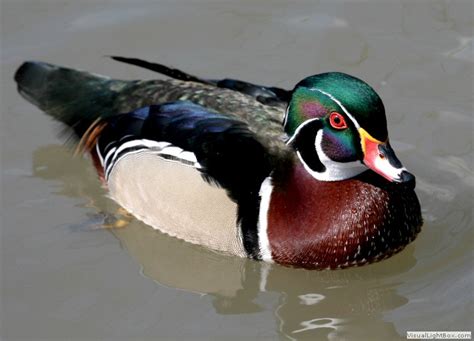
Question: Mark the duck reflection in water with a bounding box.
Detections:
[32,144,417,339]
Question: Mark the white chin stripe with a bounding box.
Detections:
[298,130,367,181]
[102,139,201,181]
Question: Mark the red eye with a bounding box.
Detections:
[329,112,348,129]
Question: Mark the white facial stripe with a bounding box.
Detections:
[315,131,360,170]
[296,130,366,181]
[311,88,360,129]
[258,176,274,262]
[288,118,366,181]
[286,117,320,145]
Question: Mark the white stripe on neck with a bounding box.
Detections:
[286,118,320,145]
[258,176,274,262]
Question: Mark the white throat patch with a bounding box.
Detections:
[309,130,367,181]
[288,121,367,182]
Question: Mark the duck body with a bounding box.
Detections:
[14,59,422,269]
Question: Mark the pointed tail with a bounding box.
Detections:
[14,61,129,136]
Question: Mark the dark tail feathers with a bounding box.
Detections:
[15,61,127,137]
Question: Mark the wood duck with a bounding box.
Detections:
[14,58,422,269]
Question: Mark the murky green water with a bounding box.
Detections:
[1,1,472,340]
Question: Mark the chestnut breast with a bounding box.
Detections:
[267,163,422,269]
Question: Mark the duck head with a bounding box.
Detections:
[285,72,413,183]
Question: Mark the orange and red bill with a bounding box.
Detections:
[359,128,414,183]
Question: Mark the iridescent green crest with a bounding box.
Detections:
[284,72,387,141]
